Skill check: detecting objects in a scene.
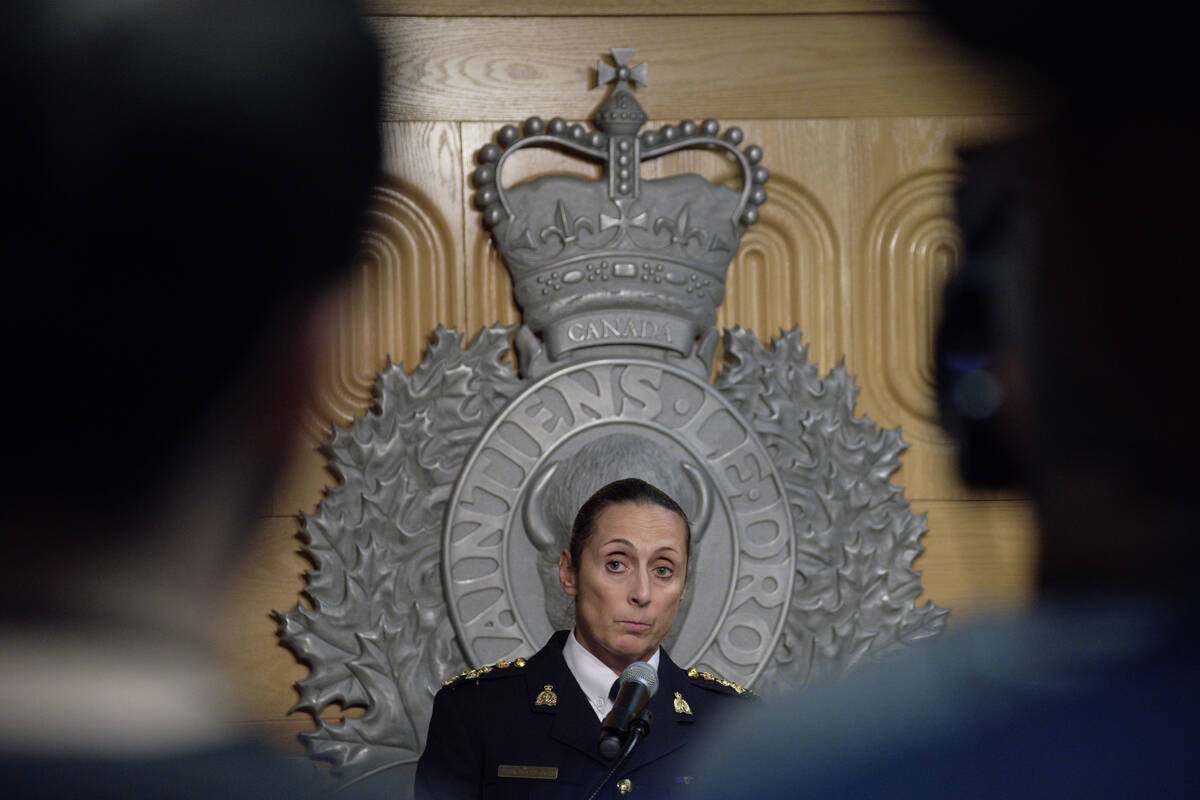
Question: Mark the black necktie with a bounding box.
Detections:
[608,678,621,701]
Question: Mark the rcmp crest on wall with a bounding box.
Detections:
[277,49,948,782]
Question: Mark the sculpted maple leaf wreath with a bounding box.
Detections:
[277,324,946,777]
[276,326,522,775]
[715,328,947,694]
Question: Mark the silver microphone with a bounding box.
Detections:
[599,661,658,759]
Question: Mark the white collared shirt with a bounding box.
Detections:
[562,628,661,721]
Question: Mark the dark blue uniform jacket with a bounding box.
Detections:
[414,630,755,799]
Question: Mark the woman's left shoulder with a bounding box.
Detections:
[681,667,759,700]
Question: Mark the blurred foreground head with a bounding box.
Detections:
[931,2,1200,596]
[0,1,378,580]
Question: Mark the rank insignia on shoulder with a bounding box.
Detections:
[441,657,527,687]
[493,657,528,669]
[535,684,558,707]
[686,667,756,697]
[673,691,692,715]
[441,666,478,687]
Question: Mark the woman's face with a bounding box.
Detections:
[558,501,687,674]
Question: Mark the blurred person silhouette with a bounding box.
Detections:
[0,1,379,797]
[688,4,1200,797]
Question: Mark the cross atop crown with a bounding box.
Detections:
[597,48,647,90]
[593,49,648,144]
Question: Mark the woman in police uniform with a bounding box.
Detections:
[415,478,755,799]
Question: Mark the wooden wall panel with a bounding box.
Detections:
[638,124,847,375]
[362,1,919,14]
[317,122,465,425]
[912,500,1039,617]
[841,116,1023,499]
[368,15,1028,121]
[220,518,311,721]
[224,8,1040,749]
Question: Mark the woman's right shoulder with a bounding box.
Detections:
[437,656,531,693]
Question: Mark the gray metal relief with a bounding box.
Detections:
[277,48,947,782]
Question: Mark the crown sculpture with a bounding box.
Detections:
[277,48,947,785]
[472,48,768,368]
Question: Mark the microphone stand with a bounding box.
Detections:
[585,710,652,800]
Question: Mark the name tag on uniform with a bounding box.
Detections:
[497,764,559,780]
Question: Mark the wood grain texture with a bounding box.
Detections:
[309,122,463,431]
[911,499,1038,621]
[369,15,1028,121]
[363,1,919,15]
[221,517,377,725]
[841,116,1022,500]
[220,517,314,721]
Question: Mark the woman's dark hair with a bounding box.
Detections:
[567,478,691,572]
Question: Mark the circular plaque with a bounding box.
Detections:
[443,358,794,687]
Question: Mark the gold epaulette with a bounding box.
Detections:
[441,657,528,688]
[686,667,756,697]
